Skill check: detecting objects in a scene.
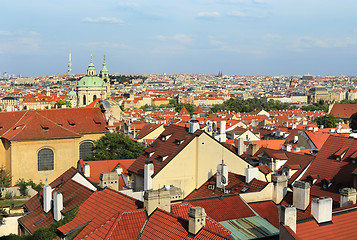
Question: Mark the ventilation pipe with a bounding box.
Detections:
[53,191,63,221]
[43,184,52,213]
[144,160,154,191]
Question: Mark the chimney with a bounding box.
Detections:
[144,160,154,191]
[144,188,171,215]
[43,184,52,213]
[245,167,259,183]
[237,138,246,155]
[53,191,63,221]
[219,120,226,142]
[189,118,200,134]
[100,172,119,191]
[340,188,357,207]
[293,181,310,210]
[311,197,332,224]
[272,175,288,204]
[286,144,292,152]
[216,162,228,189]
[115,165,123,175]
[280,205,296,233]
[83,163,90,177]
[188,207,207,235]
[293,136,298,144]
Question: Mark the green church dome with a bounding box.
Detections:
[77,76,105,87]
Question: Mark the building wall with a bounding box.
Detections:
[6,133,104,185]
[137,125,165,143]
[152,133,266,197]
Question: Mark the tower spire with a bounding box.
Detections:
[67,53,72,75]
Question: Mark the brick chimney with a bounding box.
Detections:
[188,207,207,235]
[293,181,310,210]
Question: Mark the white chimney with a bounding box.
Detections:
[286,144,292,152]
[188,207,207,235]
[311,197,332,223]
[340,188,357,207]
[245,167,259,183]
[43,184,52,213]
[237,138,246,155]
[220,120,226,134]
[115,166,123,175]
[83,163,90,177]
[294,136,298,144]
[53,191,63,221]
[216,162,228,189]
[189,119,200,134]
[144,160,154,191]
[293,181,310,210]
[280,205,296,233]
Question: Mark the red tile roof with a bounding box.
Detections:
[140,208,230,240]
[19,167,94,234]
[301,135,357,190]
[249,201,279,228]
[0,108,107,140]
[58,188,142,239]
[171,203,231,236]
[184,195,256,222]
[296,208,357,239]
[186,172,268,200]
[178,106,190,116]
[329,103,357,119]
[135,123,162,139]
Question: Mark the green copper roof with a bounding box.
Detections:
[68,90,76,96]
[77,76,105,87]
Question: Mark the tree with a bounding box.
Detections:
[0,166,11,198]
[54,99,67,109]
[313,114,341,128]
[175,103,195,115]
[90,132,146,160]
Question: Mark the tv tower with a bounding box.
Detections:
[67,53,72,75]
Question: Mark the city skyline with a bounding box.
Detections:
[1,0,357,77]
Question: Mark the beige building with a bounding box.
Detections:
[0,108,107,185]
[127,123,266,198]
[307,86,340,104]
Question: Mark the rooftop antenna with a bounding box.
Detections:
[67,53,72,75]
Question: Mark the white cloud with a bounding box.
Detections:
[85,42,131,49]
[0,30,11,36]
[209,38,264,55]
[228,11,247,17]
[118,1,139,8]
[227,10,266,18]
[293,36,329,49]
[263,34,281,40]
[155,34,193,45]
[0,37,40,54]
[197,12,220,18]
[83,17,124,24]
[334,37,357,47]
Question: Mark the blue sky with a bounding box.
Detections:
[1,0,357,76]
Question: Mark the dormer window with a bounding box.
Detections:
[321,179,333,190]
[160,133,172,142]
[145,151,155,158]
[175,139,185,145]
[93,118,102,124]
[41,123,49,130]
[68,119,75,126]
[334,147,348,161]
[158,154,169,162]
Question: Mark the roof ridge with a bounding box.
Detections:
[1,110,29,137]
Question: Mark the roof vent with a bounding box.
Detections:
[68,119,75,126]
[41,123,49,130]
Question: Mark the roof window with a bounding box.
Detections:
[41,123,49,130]
[93,118,102,124]
[68,119,75,126]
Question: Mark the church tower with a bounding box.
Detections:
[100,55,111,99]
[76,54,107,107]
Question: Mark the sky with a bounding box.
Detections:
[1,0,357,77]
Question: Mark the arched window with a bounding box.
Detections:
[80,142,94,160]
[93,95,97,101]
[38,148,54,171]
[83,95,86,105]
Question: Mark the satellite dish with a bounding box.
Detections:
[221,175,227,185]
